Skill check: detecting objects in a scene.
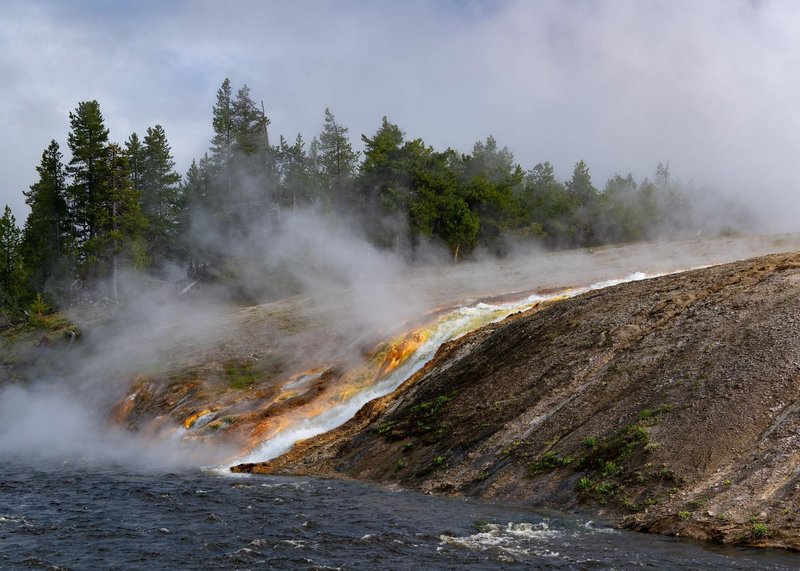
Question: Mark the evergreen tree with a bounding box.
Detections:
[277,133,317,213]
[566,160,597,205]
[359,116,406,217]
[84,143,145,297]
[409,148,478,260]
[233,84,277,209]
[455,137,523,254]
[205,79,276,231]
[232,84,270,158]
[597,173,642,243]
[317,108,358,207]
[125,132,145,197]
[358,117,416,250]
[22,140,72,294]
[520,162,573,244]
[566,160,599,245]
[209,78,234,185]
[66,100,110,252]
[0,206,26,310]
[140,125,181,266]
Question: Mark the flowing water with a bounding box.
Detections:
[1,461,797,570]
[236,273,654,466]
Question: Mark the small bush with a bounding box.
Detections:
[529,451,574,475]
[601,461,621,477]
[751,523,769,539]
[582,436,598,448]
[577,477,594,492]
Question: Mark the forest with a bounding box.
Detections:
[0,79,747,318]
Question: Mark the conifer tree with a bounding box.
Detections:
[22,140,72,294]
[0,206,26,309]
[125,132,145,196]
[140,125,181,266]
[277,133,315,213]
[318,108,358,207]
[87,143,146,297]
[566,160,599,245]
[66,100,110,252]
[210,79,234,175]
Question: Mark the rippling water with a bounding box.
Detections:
[1,461,797,570]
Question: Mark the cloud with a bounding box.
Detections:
[2,0,800,230]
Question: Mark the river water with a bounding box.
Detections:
[1,461,797,570]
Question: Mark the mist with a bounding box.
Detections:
[0,272,239,469]
[0,382,225,469]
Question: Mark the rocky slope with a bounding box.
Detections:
[234,252,800,549]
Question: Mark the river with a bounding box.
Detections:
[1,460,797,570]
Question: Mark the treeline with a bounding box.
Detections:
[0,78,737,316]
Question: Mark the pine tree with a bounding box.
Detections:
[318,108,358,207]
[566,160,599,246]
[206,79,276,228]
[358,117,410,247]
[86,143,146,298]
[66,100,110,253]
[22,140,72,294]
[125,132,145,196]
[455,137,523,254]
[277,133,314,213]
[232,84,270,157]
[567,160,597,205]
[231,83,276,210]
[140,125,181,267]
[210,78,234,177]
[0,206,26,310]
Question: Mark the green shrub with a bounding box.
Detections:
[529,451,574,475]
[751,523,769,539]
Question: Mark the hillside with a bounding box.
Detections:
[234,252,800,549]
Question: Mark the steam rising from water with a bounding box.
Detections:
[0,383,226,468]
[2,199,795,472]
[0,275,235,469]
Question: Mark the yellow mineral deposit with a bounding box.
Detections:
[378,331,427,377]
[183,409,213,429]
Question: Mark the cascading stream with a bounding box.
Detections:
[229,271,656,467]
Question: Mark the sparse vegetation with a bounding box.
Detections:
[380,395,451,442]
[528,451,574,476]
[224,360,261,389]
[224,354,283,389]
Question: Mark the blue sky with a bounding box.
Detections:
[2,0,800,230]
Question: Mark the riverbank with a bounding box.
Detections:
[235,252,800,550]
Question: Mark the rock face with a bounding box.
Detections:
[234,252,800,549]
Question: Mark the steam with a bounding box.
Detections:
[236,271,654,465]
[4,198,800,472]
[0,273,236,469]
[0,382,224,468]
[262,210,427,337]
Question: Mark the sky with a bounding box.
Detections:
[2,0,800,230]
